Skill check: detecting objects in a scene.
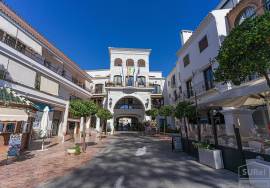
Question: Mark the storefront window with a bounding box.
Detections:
[240,107,270,155]
[6,122,15,133]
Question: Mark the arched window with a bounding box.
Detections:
[138,59,146,67]
[126,76,134,86]
[114,97,144,109]
[113,75,122,86]
[137,76,146,87]
[235,6,256,26]
[114,58,122,66]
[126,59,134,67]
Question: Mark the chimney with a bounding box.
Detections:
[180,30,193,46]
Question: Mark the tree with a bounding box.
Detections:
[96,108,113,135]
[145,108,159,121]
[215,12,270,87]
[175,101,196,139]
[159,105,174,134]
[69,100,98,152]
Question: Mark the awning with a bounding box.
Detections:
[198,78,270,108]
[0,107,28,121]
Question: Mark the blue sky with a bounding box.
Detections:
[5,0,220,76]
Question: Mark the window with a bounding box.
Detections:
[174,90,178,101]
[126,76,134,86]
[114,58,122,66]
[138,59,146,67]
[126,59,134,67]
[235,6,256,26]
[0,29,4,41]
[95,84,104,94]
[183,54,190,67]
[137,76,146,87]
[199,35,208,53]
[171,75,176,88]
[153,84,161,94]
[168,81,170,87]
[113,75,122,85]
[4,34,16,48]
[114,97,143,109]
[0,122,4,132]
[6,123,15,133]
[203,66,214,90]
[266,0,270,10]
[186,79,193,98]
[16,40,26,53]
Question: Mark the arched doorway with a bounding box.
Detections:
[115,116,139,131]
[113,96,145,131]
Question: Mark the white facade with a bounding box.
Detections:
[0,3,92,138]
[87,47,165,132]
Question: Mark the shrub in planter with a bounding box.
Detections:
[193,142,224,169]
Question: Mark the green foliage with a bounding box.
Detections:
[69,100,98,118]
[192,142,214,150]
[175,101,196,121]
[70,145,81,155]
[215,12,270,86]
[145,108,159,120]
[96,108,113,121]
[159,105,174,117]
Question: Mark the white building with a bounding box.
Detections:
[87,47,165,132]
[0,2,92,139]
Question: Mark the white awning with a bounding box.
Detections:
[0,108,28,121]
[198,78,270,108]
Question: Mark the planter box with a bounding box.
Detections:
[198,148,224,169]
[246,159,270,188]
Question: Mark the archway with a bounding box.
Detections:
[113,96,145,131]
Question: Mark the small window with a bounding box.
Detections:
[199,35,208,53]
[126,76,134,86]
[204,66,214,90]
[4,34,16,48]
[126,59,134,67]
[6,123,15,133]
[113,75,122,85]
[114,58,122,66]
[137,76,146,87]
[186,79,193,98]
[0,122,4,132]
[95,84,104,94]
[183,54,190,67]
[138,59,146,67]
[0,29,4,41]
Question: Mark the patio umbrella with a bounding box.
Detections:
[39,106,49,151]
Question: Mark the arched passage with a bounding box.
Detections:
[113,96,145,131]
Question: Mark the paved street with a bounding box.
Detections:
[40,132,239,188]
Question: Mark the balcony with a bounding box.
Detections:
[0,29,87,91]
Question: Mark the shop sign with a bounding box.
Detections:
[33,111,43,129]
[7,134,22,157]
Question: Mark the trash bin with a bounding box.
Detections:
[172,136,182,152]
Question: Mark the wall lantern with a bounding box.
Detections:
[109,98,112,108]
[145,98,149,108]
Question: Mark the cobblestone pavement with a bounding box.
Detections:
[0,131,107,188]
[41,132,240,188]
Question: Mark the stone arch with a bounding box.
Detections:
[234,5,257,26]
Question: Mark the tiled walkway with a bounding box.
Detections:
[0,132,107,188]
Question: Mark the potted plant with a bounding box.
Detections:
[193,142,224,169]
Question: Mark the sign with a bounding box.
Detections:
[7,134,22,157]
[172,136,182,152]
[32,111,43,129]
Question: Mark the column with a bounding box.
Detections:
[60,101,69,142]
[96,116,100,132]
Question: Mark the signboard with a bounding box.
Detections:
[7,134,22,157]
[172,136,182,152]
[32,111,43,129]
